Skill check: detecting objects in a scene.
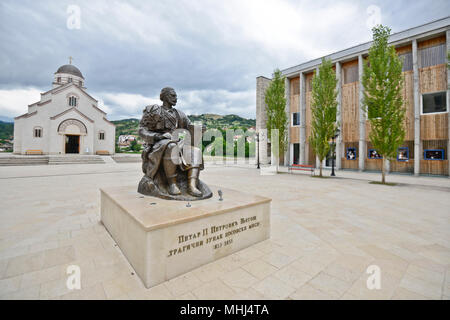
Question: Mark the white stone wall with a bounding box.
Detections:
[19,112,50,154]
[13,118,22,154]
[52,73,84,89]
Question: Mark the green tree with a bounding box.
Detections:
[362,25,405,184]
[447,51,450,70]
[309,58,339,177]
[265,69,288,167]
[130,139,141,152]
[115,142,121,153]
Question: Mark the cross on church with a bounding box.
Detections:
[68,56,73,64]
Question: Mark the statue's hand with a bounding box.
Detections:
[162,132,172,140]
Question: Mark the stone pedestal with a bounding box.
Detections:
[100,185,271,288]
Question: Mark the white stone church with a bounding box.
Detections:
[13,63,115,155]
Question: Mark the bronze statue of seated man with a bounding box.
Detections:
[137,87,212,200]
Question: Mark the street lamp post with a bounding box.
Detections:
[331,128,340,177]
[256,132,260,169]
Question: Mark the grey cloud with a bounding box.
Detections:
[0,0,449,120]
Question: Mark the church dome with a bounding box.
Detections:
[55,64,84,79]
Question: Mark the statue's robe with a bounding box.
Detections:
[138,104,203,180]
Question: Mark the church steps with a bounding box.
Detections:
[0,155,105,166]
[112,155,141,163]
[0,156,49,166]
[48,155,105,165]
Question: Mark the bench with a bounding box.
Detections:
[96,150,110,155]
[288,164,315,176]
[26,149,43,155]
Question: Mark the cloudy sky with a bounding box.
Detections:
[0,0,448,121]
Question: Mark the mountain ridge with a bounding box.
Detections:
[0,113,256,143]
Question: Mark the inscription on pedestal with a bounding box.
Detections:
[168,216,260,257]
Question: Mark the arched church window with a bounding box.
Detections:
[68,96,77,107]
[68,77,73,83]
[99,131,105,140]
[57,77,61,83]
[33,127,43,138]
[79,80,83,86]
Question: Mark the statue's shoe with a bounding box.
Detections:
[188,180,202,197]
[168,183,181,195]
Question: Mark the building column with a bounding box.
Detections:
[255,77,270,165]
[412,39,421,176]
[315,67,320,169]
[358,55,366,172]
[447,30,450,178]
[336,62,342,170]
[284,77,290,166]
[299,72,306,165]
[289,143,294,165]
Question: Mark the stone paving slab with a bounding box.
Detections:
[0,162,449,300]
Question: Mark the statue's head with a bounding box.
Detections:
[160,87,177,106]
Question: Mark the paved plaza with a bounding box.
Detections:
[0,160,449,300]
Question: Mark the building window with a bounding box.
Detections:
[292,112,300,126]
[79,80,83,86]
[33,127,43,138]
[68,78,73,83]
[368,149,382,159]
[344,65,358,84]
[418,43,446,68]
[68,96,77,107]
[424,149,444,160]
[397,147,409,161]
[57,77,61,83]
[399,52,413,72]
[422,91,447,114]
[346,148,357,160]
[99,131,105,140]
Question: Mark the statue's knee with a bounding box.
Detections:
[165,143,179,161]
[165,143,177,154]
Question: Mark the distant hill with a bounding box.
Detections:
[0,121,13,141]
[0,114,255,143]
[112,118,140,138]
[111,114,255,140]
[188,114,255,129]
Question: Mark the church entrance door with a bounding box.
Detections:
[65,135,80,154]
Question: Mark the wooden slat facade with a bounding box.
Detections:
[365,159,383,171]
[420,160,449,175]
[284,34,448,175]
[419,64,447,93]
[341,158,358,170]
[341,82,359,142]
[402,71,415,141]
[390,160,414,173]
[421,113,448,140]
[418,35,446,49]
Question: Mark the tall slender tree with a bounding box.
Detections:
[362,25,405,184]
[309,58,339,177]
[265,69,288,168]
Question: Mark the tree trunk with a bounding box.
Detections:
[381,159,386,184]
[320,163,323,177]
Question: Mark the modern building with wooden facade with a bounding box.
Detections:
[256,17,450,176]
